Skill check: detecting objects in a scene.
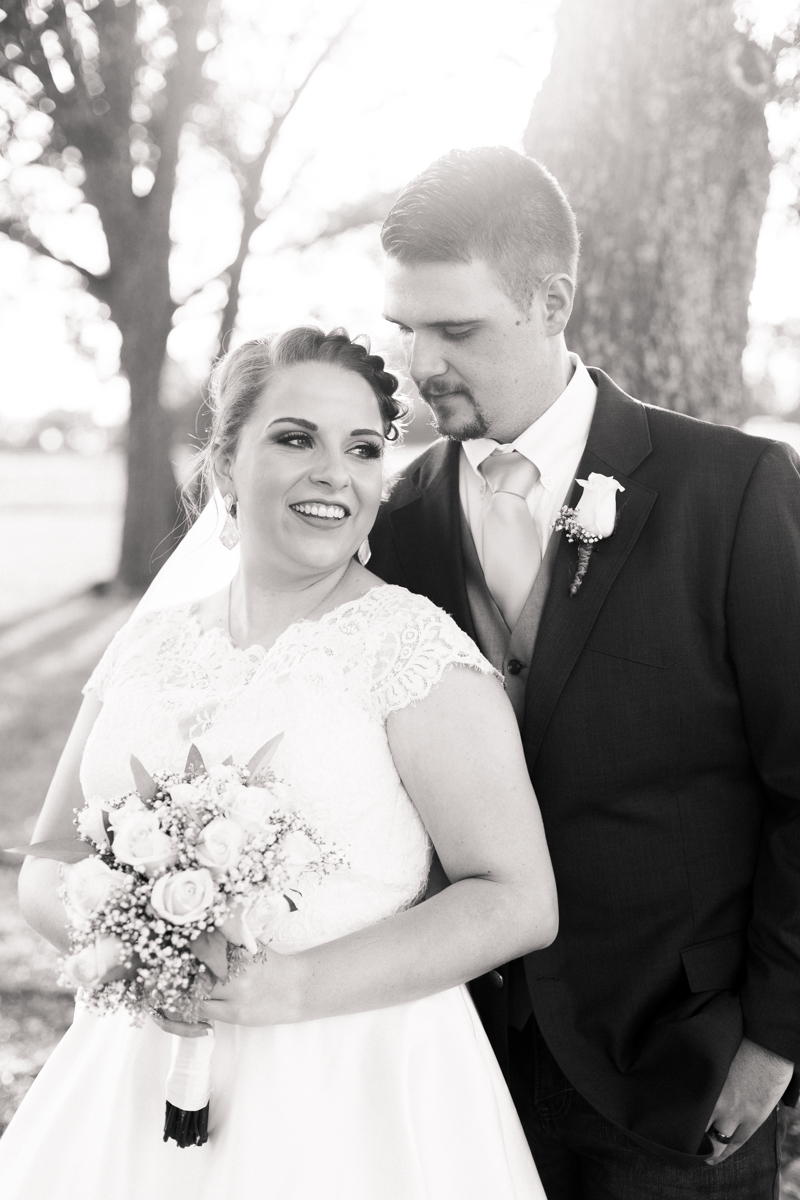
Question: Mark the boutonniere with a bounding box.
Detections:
[552,473,625,596]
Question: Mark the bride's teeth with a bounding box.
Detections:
[292,502,346,519]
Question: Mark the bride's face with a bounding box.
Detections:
[218,361,386,581]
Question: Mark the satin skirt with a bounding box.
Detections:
[0,984,544,1199]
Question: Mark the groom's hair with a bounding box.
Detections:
[381,147,579,311]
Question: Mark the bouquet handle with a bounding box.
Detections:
[163,1027,215,1148]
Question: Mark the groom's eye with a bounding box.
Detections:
[441,326,476,341]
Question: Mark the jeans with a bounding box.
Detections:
[507,1018,783,1200]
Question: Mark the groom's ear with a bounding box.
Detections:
[542,274,575,337]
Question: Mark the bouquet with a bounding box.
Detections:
[11,735,343,1148]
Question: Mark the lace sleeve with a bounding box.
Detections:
[370,588,501,720]
[81,609,159,702]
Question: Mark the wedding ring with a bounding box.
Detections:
[709,1126,735,1144]
[148,1005,165,1021]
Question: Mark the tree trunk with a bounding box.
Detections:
[524,0,772,423]
[79,0,210,589]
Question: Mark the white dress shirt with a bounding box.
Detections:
[459,354,597,569]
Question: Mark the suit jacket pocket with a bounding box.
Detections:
[585,639,683,669]
[680,931,747,993]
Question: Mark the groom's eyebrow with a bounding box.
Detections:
[382,314,483,328]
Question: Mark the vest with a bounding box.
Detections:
[459,505,561,724]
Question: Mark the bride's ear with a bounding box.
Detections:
[212,445,234,495]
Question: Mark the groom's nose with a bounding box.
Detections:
[407,332,448,387]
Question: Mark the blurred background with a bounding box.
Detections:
[1,0,799,1179]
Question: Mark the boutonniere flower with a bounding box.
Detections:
[552,473,625,596]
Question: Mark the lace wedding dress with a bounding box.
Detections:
[0,585,544,1199]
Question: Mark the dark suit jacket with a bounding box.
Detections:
[369,369,800,1164]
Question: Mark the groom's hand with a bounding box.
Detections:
[705,1036,794,1164]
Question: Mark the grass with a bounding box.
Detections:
[0,587,134,1133]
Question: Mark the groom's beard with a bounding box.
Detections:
[420,381,489,441]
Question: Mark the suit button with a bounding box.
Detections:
[490,970,504,988]
[507,659,523,675]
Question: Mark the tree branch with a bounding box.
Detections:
[275,189,399,253]
[211,3,366,350]
[0,219,112,303]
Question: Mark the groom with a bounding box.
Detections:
[369,146,800,1197]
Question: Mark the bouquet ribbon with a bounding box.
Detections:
[164,1028,216,1147]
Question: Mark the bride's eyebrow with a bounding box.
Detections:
[351,428,384,439]
[269,417,317,430]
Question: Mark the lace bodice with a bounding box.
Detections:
[80,586,497,951]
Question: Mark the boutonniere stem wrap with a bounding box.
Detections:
[552,473,625,596]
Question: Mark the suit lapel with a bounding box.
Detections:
[522,373,658,764]
[388,440,476,638]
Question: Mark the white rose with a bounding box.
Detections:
[106,793,145,831]
[165,783,197,807]
[282,829,320,871]
[150,868,215,926]
[112,811,178,878]
[195,817,245,875]
[244,891,292,945]
[220,893,291,954]
[62,935,124,989]
[225,785,274,834]
[574,473,625,538]
[76,803,109,848]
[63,857,118,920]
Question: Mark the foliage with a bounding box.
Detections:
[0,0,361,587]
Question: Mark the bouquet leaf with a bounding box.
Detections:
[184,744,208,778]
[129,755,157,800]
[5,837,96,863]
[246,733,284,781]
[190,928,229,983]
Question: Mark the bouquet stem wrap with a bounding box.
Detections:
[163,1028,215,1148]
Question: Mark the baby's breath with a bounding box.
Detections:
[63,759,342,1024]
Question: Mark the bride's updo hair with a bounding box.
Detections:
[184,326,408,517]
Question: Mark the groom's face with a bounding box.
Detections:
[383,257,549,443]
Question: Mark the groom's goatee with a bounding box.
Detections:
[419,382,488,440]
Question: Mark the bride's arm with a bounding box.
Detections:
[197,666,557,1027]
[18,695,103,953]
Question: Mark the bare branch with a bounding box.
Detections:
[0,220,112,303]
[212,3,366,350]
[276,189,399,253]
[257,2,365,173]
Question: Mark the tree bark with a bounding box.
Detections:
[524,0,773,423]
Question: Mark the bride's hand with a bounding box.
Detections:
[196,946,303,1027]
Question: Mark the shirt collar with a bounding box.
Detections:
[462,354,597,492]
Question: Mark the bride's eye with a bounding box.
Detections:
[349,441,383,460]
[276,431,314,449]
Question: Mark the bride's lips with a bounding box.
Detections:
[289,500,350,527]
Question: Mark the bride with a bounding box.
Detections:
[0,327,556,1199]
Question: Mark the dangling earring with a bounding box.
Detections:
[219,493,240,550]
[357,537,371,566]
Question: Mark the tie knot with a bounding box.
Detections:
[480,450,539,499]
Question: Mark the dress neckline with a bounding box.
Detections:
[186,584,392,661]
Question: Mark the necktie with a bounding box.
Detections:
[479,450,542,630]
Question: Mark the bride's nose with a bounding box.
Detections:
[307,447,351,491]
